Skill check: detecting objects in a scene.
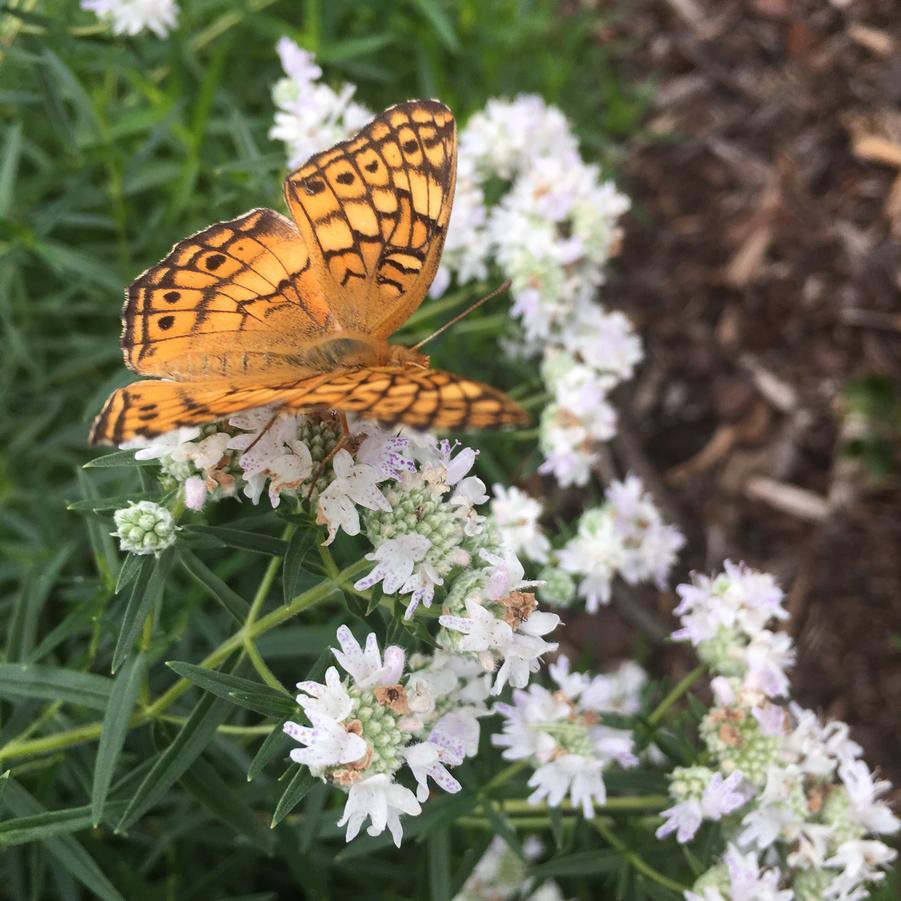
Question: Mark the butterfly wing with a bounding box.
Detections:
[122,207,336,380]
[89,366,526,445]
[284,99,456,340]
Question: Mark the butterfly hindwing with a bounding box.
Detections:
[284,99,456,339]
[89,366,527,445]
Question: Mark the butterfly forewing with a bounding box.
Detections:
[122,208,333,379]
[284,99,456,339]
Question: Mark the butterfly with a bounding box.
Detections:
[89,99,527,446]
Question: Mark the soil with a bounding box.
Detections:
[571,0,901,795]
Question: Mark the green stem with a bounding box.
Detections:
[480,760,528,796]
[647,665,706,727]
[243,637,285,693]
[593,818,689,893]
[245,524,295,629]
[499,796,670,815]
[0,558,369,764]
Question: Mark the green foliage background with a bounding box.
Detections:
[0,2,660,898]
[3,2,896,900]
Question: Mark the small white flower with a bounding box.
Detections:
[824,839,897,898]
[743,630,795,699]
[528,754,608,817]
[283,713,367,769]
[490,484,550,563]
[336,774,421,847]
[838,760,901,835]
[275,36,322,84]
[331,626,405,690]
[82,0,178,37]
[403,740,462,801]
[295,666,354,722]
[316,449,390,544]
[355,533,441,618]
[439,599,513,654]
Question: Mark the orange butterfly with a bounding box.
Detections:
[89,99,527,446]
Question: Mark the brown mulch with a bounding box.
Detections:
[586,0,901,790]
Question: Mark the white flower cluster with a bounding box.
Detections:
[269,38,372,168]
[284,627,490,846]
[116,408,563,702]
[267,47,638,488]
[446,96,639,487]
[492,656,642,817]
[658,562,900,901]
[454,836,564,901]
[544,475,684,611]
[81,0,178,37]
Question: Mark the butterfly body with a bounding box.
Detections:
[90,100,526,445]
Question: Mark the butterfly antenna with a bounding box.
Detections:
[411,279,512,352]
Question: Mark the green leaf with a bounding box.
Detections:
[83,449,159,468]
[529,848,621,879]
[114,551,146,596]
[226,690,295,719]
[0,802,126,847]
[282,528,318,604]
[92,651,148,826]
[166,661,294,716]
[180,754,273,852]
[178,548,250,623]
[111,550,172,674]
[188,525,288,556]
[270,767,316,828]
[427,825,451,901]
[409,0,461,52]
[0,664,112,710]
[0,122,23,218]
[1,779,125,901]
[116,676,234,832]
[480,799,522,858]
[247,719,291,782]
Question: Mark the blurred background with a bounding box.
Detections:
[1,0,899,861]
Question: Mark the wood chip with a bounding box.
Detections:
[848,24,895,57]
[745,476,829,522]
[851,133,901,169]
[740,354,799,412]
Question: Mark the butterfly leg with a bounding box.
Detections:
[241,411,281,455]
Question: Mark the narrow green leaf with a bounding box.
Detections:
[0,664,112,710]
[1,780,125,901]
[179,549,250,623]
[226,690,295,719]
[111,551,172,674]
[180,755,273,852]
[270,767,316,828]
[409,0,461,51]
[77,470,120,590]
[0,802,126,847]
[166,661,293,714]
[92,651,148,826]
[282,529,318,604]
[247,720,290,782]
[114,551,145,596]
[116,680,234,832]
[480,799,522,858]
[529,848,621,879]
[67,495,154,514]
[83,449,158,468]
[0,122,23,217]
[428,825,451,901]
[189,525,288,556]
